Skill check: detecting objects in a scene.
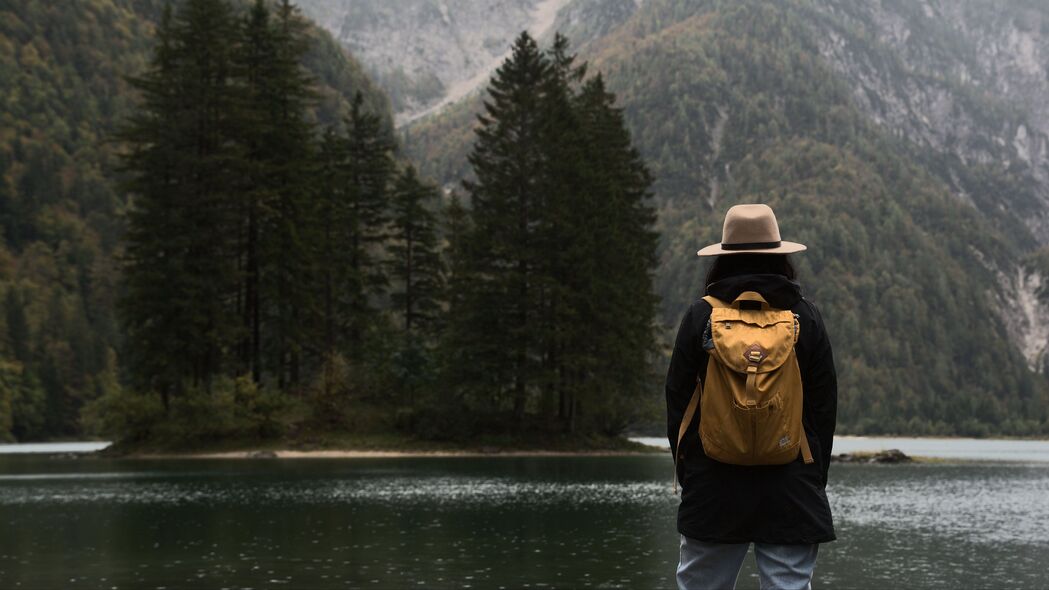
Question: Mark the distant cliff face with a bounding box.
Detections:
[807,1,1049,369]
[296,0,642,124]
[814,0,1049,241]
[297,0,581,123]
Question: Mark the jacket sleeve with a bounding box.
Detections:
[802,299,837,486]
[666,303,705,460]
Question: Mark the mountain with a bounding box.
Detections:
[0,0,390,440]
[296,0,582,124]
[395,0,1049,435]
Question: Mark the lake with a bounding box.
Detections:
[1,441,1047,589]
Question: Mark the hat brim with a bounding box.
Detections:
[696,241,807,257]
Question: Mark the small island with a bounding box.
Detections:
[832,449,914,464]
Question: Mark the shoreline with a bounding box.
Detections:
[120,448,663,460]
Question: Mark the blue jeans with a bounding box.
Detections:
[677,535,819,590]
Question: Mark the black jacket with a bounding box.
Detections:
[666,273,837,544]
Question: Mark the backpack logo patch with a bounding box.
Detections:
[743,342,768,365]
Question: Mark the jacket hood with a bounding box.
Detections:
[705,273,802,309]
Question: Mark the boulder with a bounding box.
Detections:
[832,449,913,463]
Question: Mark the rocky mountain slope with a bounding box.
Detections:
[807,0,1049,371]
[297,0,579,124]
[395,0,1049,434]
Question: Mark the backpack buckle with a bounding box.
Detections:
[743,342,768,365]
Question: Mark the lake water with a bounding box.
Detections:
[631,435,1049,462]
[1,443,1048,589]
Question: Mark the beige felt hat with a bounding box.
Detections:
[697,204,806,257]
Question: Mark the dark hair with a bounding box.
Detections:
[704,254,796,288]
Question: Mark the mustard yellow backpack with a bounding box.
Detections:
[675,291,813,487]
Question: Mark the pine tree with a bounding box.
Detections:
[535,33,588,426]
[388,165,444,336]
[342,93,395,356]
[312,127,345,374]
[387,166,444,422]
[119,1,191,407]
[571,73,659,433]
[311,93,394,365]
[444,32,658,435]
[435,191,474,397]
[119,0,241,402]
[237,0,316,387]
[451,32,553,424]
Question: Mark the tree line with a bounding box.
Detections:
[91,0,659,447]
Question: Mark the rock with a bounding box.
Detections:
[247,450,278,459]
[870,449,912,463]
[832,449,913,463]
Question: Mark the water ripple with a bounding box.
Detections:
[0,476,677,507]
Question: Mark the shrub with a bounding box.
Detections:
[82,376,300,447]
[81,387,164,442]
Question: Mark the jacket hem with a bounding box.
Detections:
[677,527,837,545]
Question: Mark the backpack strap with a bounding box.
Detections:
[704,291,770,310]
[731,290,771,310]
[702,294,728,309]
[800,431,814,463]
[673,377,702,493]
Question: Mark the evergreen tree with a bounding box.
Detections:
[342,92,395,355]
[388,165,444,336]
[387,166,444,423]
[311,93,394,366]
[572,73,659,433]
[312,127,346,375]
[237,0,316,387]
[445,32,658,434]
[435,191,474,397]
[119,0,241,402]
[452,32,553,423]
[535,33,589,427]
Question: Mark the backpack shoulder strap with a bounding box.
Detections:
[702,294,729,309]
[703,291,769,310]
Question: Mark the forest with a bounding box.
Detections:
[1,0,659,448]
[3,0,1049,445]
[0,0,385,444]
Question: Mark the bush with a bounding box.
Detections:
[153,377,299,443]
[82,376,300,447]
[81,387,164,442]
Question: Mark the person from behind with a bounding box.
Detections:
[667,203,837,590]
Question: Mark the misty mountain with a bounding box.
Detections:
[296,0,649,124]
[394,0,1049,434]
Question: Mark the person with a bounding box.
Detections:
[666,204,837,590]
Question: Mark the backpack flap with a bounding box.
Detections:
[704,292,797,375]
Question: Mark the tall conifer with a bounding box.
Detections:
[237,0,316,387]
[572,73,659,433]
[311,94,394,366]
[453,32,552,423]
[445,32,657,434]
[120,0,241,400]
[388,166,444,336]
